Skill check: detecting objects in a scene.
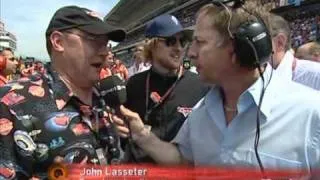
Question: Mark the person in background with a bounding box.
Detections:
[128,43,150,78]
[0,55,10,86]
[0,48,18,82]
[295,41,320,62]
[0,49,18,86]
[121,14,209,163]
[100,50,113,79]
[20,63,35,77]
[33,61,46,75]
[0,5,125,179]
[269,14,320,90]
[112,57,129,81]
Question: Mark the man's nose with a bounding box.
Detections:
[187,42,197,60]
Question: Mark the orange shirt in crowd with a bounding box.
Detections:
[100,67,112,79]
[111,64,129,81]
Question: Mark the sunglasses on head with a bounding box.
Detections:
[158,36,188,48]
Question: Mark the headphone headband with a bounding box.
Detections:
[211,0,272,68]
[212,0,245,9]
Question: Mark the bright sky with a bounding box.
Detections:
[0,0,120,61]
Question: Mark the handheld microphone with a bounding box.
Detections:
[97,75,138,163]
[98,75,127,111]
[95,75,127,164]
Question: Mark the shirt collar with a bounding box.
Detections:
[46,65,74,110]
[274,51,294,80]
[207,64,275,121]
[243,64,275,119]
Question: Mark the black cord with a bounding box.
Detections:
[255,65,266,176]
[255,55,274,179]
[245,36,274,179]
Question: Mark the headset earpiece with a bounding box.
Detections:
[0,55,7,71]
[212,0,272,68]
[234,20,272,68]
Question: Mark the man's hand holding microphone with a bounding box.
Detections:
[113,106,151,143]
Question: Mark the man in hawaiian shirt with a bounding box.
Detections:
[0,5,126,179]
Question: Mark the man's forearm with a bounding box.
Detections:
[133,129,185,165]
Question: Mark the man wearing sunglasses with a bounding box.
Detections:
[0,48,18,86]
[121,14,209,163]
[0,6,126,179]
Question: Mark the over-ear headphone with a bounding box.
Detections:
[0,55,7,71]
[212,0,272,68]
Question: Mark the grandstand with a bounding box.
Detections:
[105,0,320,66]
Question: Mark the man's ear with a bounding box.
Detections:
[50,31,65,53]
[273,33,287,53]
[227,42,237,65]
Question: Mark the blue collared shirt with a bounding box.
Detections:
[173,64,320,171]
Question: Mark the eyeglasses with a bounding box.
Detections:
[158,36,188,48]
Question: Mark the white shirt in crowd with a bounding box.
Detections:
[274,51,320,90]
[128,62,151,78]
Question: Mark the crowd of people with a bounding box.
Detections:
[0,48,46,86]
[0,0,320,179]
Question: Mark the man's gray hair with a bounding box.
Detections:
[268,14,292,51]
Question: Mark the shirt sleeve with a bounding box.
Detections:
[171,116,194,162]
[293,60,320,90]
[308,106,320,171]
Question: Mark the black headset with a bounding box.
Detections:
[212,0,273,68]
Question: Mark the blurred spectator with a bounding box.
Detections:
[100,50,113,79]
[0,48,18,86]
[0,48,18,81]
[269,14,320,90]
[0,55,9,86]
[295,41,320,62]
[21,63,35,77]
[112,57,129,81]
[128,43,151,78]
[34,61,46,74]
